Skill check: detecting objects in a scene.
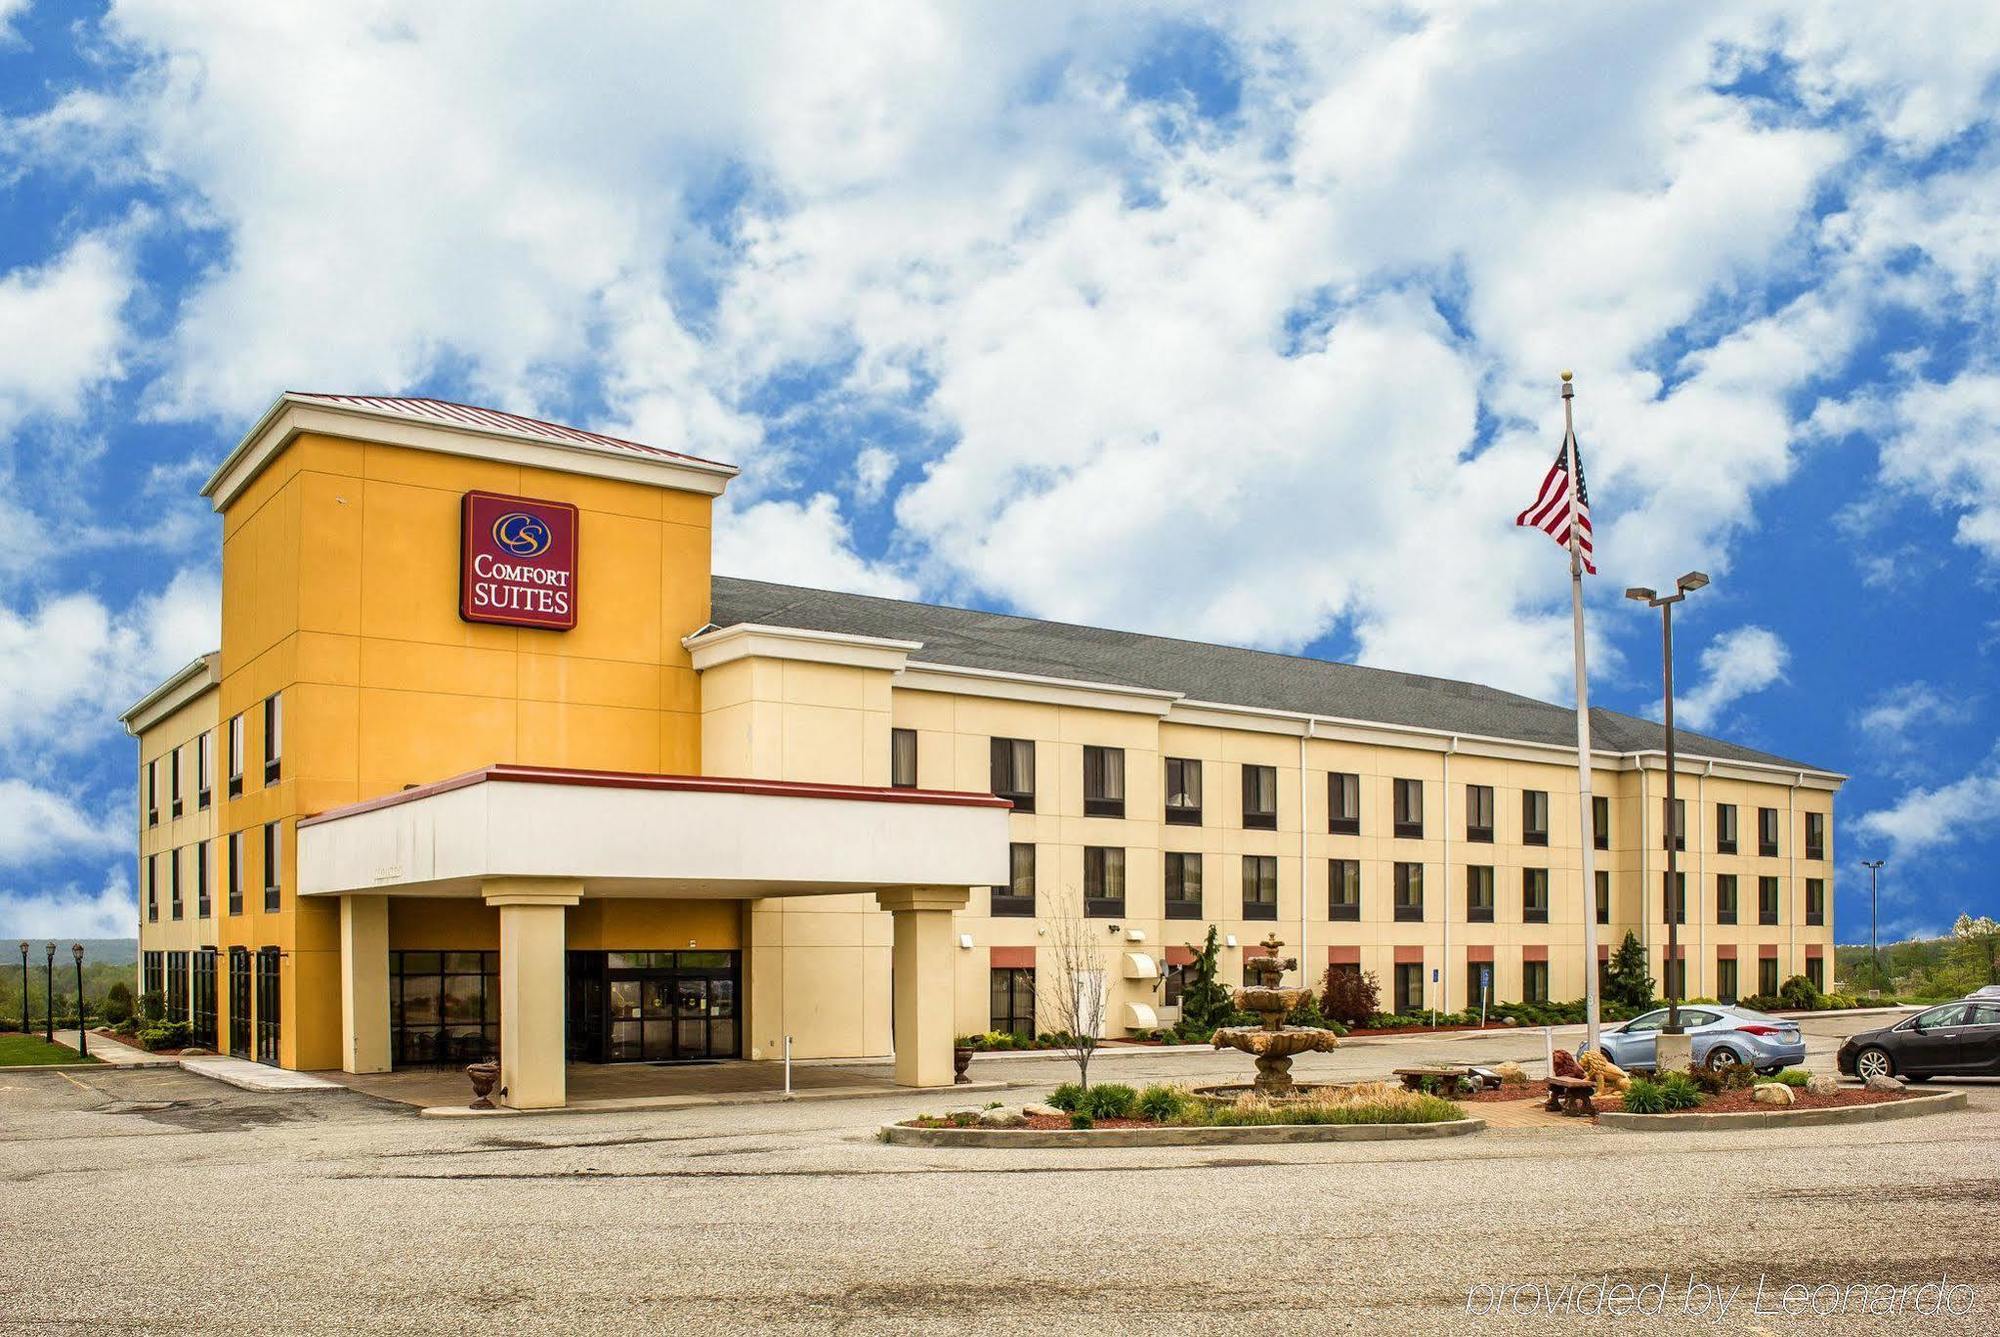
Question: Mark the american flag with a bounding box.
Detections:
[1516,429,1594,574]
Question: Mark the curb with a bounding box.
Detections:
[179,1058,346,1095]
[1597,1089,1966,1132]
[878,1116,1485,1148]
[416,1077,1012,1118]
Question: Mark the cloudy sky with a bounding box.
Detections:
[2,2,1996,942]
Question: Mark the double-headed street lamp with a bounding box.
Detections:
[16,941,26,1036]
[1860,859,1886,989]
[72,944,87,1058]
[1627,571,1708,1037]
[43,942,55,1043]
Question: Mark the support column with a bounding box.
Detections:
[876,887,970,1088]
[485,879,582,1110]
[339,894,390,1075]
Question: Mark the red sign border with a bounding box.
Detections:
[458,489,581,631]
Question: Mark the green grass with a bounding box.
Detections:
[0,1032,99,1066]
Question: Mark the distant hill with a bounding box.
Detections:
[0,937,136,967]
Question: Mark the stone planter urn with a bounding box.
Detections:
[465,1061,500,1110]
[953,1047,974,1084]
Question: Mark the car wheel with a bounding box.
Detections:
[1706,1046,1744,1071]
[1854,1047,1895,1081]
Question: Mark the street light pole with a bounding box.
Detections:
[1860,859,1885,989]
[72,945,87,1058]
[1626,571,1708,1038]
[16,942,26,1036]
[43,942,55,1043]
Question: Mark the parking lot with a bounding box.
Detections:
[3,1014,1995,1334]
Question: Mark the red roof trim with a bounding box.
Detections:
[299,764,1013,827]
[290,393,732,470]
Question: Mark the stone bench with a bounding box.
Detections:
[1545,1075,1597,1117]
[1394,1065,1501,1093]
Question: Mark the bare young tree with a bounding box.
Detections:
[1042,909,1111,1091]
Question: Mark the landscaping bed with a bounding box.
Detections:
[1604,1085,1906,1115]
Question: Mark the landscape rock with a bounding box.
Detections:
[1805,1073,1839,1097]
[1864,1074,1904,1094]
[1022,1103,1063,1118]
[1492,1061,1527,1086]
[1751,1082,1795,1106]
[978,1107,1026,1127]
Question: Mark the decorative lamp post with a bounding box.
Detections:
[1626,571,1708,1039]
[44,942,56,1043]
[72,944,87,1058]
[17,941,26,1036]
[1860,859,1886,990]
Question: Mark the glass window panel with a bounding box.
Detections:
[404,951,441,975]
[708,1018,737,1055]
[442,974,482,1021]
[402,977,441,1026]
[710,979,734,1018]
[609,1020,643,1062]
[679,951,733,970]
[443,952,483,973]
[644,979,675,1016]
[609,979,643,1019]
[677,1019,706,1055]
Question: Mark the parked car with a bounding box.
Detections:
[1580,1004,1805,1074]
[1965,985,2000,1003]
[1838,1000,2000,1082]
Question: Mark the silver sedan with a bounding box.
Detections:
[1582,1004,1806,1074]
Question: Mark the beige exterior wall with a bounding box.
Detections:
[133,660,222,1006]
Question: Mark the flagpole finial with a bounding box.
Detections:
[1560,369,1573,383]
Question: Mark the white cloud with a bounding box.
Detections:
[852,447,897,505]
[1871,372,2000,563]
[0,780,124,867]
[1858,681,1975,749]
[0,566,218,751]
[0,231,131,432]
[0,868,136,938]
[1674,625,1790,730]
[712,494,915,599]
[1855,750,2000,858]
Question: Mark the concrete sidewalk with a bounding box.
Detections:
[180,1054,344,1093]
[59,1029,177,1068]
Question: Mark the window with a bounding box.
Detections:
[254,947,281,1065]
[170,746,184,818]
[991,843,1036,917]
[1164,852,1203,919]
[1465,785,1494,843]
[1661,797,1685,851]
[1595,869,1610,924]
[890,729,917,788]
[989,738,1035,812]
[192,949,217,1049]
[1716,874,1738,925]
[262,822,282,913]
[1758,956,1779,996]
[196,732,213,809]
[1241,764,1277,830]
[1466,865,1495,922]
[1242,855,1278,920]
[990,967,1035,1038]
[1083,746,1125,818]
[1663,957,1687,1001]
[1520,868,1548,923]
[1661,871,1686,924]
[391,951,500,1068]
[1467,960,1494,1009]
[1805,956,1824,991]
[227,831,243,915]
[143,951,164,1000]
[166,950,189,1022]
[1393,862,1423,922]
[1592,795,1609,850]
[146,853,158,922]
[228,947,251,1058]
[1717,957,1738,1003]
[1805,811,1826,861]
[170,848,184,920]
[1327,772,1360,835]
[1392,778,1423,839]
[196,842,211,918]
[1084,846,1125,917]
[1162,961,1195,1008]
[1522,960,1549,1005]
[1757,806,1779,858]
[1522,790,1549,846]
[1715,803,1738,854]
[263,693,283,784]
[1327,858,1360,921]
[227,715,244,797]
[1805,878,1825,926]
[146,760,158,826]
[1393,962,1423,1015]
[1164,757,1202,826]
[1758,876,1779,925]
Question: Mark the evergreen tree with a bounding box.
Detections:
[1177,926,1236,1032]
[1604,931,1654,1010]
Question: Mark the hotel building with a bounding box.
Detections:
[124,394,1841,1108]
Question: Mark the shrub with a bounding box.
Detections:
[1659,1072,1703,1110]
[1080,1083,1137,1120]
[1177,927,1236,1033]
[1136,1084,1189,1122]
[139,990,166,1023]
[1773,1068,1811,1088]
[1202,1086,1463,1126]
[1778,974,1822,1011]
[1320,969,1382,1028]
[1284,996,1333,1029]
[1736,993,1783,1014]
[1047,1082,1085,1112]
[137,1020,192,1052]
[1622,1077,1668,1115]
[1604,933,1655,1010]
[102,982,134,1026]
[1067,1112,1093,1130]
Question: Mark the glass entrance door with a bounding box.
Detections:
[227,947,251,1059]
[580,951,738,1062]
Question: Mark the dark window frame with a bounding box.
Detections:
[1393,861,1423,922]
[1164,851,1203,920]
[227,831,243,916]
[1327,858,1360,921]
[390,950,501,1069]
[196,841,211,919]
[1465,784,1495,843]
[890,728,918,789]
[1522,959,1550,1005]
[196,731,213,810]
[989,966,1036,1039]
[263,693,282,785]
[1594,869,1610,924]
[1716,874,1738,925]
[254,947,281,1066]
[1327,772,1360,835]
[1661,871,1686,924]
[989,737,1036,813]
[1392,778,1423,840]
[146,759,158,827]
[1716,956,1738,1004]
[170,846,184,920]
[1523,867,1550,924]
[1393,961,1423,1014]
[1466,865,1495,922]
[1661,797,1686,851]
[262,821,281,913]
[1522,789,1549,846]
[1241,764,1277,830]
[1758,875,1780,925]
[1242,854,1278,921]
[991,843,1036,917]
[1805,877,1825,926]
[227,714,244,797]
[1592,795,1609,850]
[1083,845,1125,918]
[1715,803,1737,854]
[1164,757,1203,826]
[1757,806,1779,858]
[170,746,183,819]
[1805,812,1826,861]
[1083,745,1126,819]
[146,853,158,922]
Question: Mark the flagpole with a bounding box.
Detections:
[1562,370,1602,1055]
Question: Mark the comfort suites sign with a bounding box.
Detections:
[460,490,578,630]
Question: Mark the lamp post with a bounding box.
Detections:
[1626,571,1708,1038]
[1860,859,1885,990]
[71,944,87,1058]
[17,942,26,1036]
[43,942,55,1043]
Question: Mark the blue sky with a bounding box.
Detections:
[2,3,1997,943]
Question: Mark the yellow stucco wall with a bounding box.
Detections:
[135,686,221,972]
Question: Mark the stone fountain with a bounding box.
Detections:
[1208,933,1341,1097]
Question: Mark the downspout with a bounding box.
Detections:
[1790,771,1802,979]
[1442,736,1456,1014]
[1299,722,1311,990]
[1698,761,1713,998]
[1639,762,1651,963]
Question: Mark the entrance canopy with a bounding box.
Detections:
[297,764,1010,899]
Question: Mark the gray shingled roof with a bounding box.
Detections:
[709,576,1836,776]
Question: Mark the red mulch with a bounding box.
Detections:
[907,1115,1159,1130]
[1455,1084,1540,1103]
[1602,1085,1907,1114]
[1343,1022,1519,1038]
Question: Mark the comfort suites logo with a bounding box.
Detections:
[460,490,578,630]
